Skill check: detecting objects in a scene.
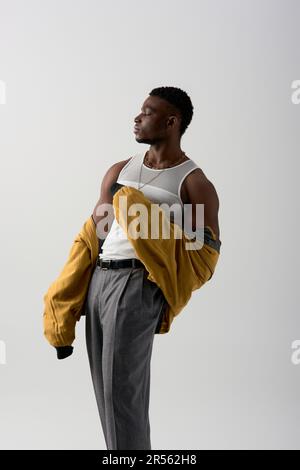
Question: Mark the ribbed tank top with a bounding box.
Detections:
[99,150,199,260]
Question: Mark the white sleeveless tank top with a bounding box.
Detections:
[99,150,199,260]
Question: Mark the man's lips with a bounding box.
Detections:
[134,126,140,133]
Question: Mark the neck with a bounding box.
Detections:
[146,147,186,168]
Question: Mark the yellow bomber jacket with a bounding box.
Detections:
[43,185,221,348]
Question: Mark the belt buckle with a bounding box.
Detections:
[102,259,112,270]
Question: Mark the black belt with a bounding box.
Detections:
[97,257,145,270]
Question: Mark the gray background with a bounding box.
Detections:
[0,0,299,450]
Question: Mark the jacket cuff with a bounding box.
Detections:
[55,346,74,359]
[110,182,124,197]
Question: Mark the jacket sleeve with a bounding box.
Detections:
[112,186,221,326]
[43,216,99,348]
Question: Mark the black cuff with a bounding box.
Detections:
[110,182,124,197]
[55,346,74,359]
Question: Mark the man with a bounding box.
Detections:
[65,86,220,450]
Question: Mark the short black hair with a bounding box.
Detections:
[149,86,194,137]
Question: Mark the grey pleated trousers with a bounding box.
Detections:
[85,262,167,450]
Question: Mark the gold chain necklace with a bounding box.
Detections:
[137,151,187,190]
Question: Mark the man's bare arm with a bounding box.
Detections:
[91,158,131,252]
[184,170,220,241]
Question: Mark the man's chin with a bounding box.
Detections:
[134,135,150,144]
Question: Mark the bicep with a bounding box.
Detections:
[92,167,118,239]
[185,179,220,241]
[92,158,131,234]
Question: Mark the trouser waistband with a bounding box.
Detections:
[97,257,145,270]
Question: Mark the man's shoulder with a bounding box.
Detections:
[111,156,133,171]
[103,156,134,180]
[182,167,218,203]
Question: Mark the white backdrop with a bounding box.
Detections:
[0,0,299,450]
